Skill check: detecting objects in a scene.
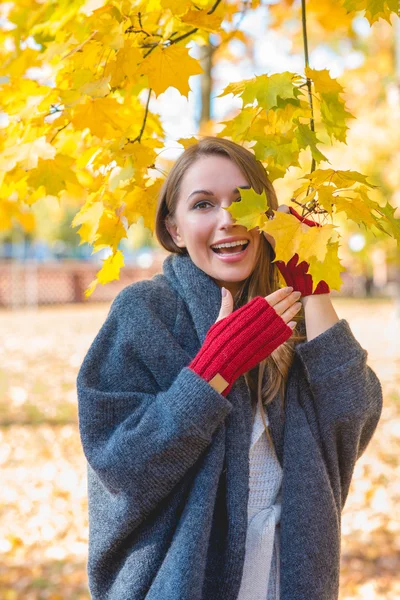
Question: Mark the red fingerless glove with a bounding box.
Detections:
[188,296,293,396]
[275,206,330,297]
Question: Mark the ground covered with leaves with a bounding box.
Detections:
[1,297,399,599]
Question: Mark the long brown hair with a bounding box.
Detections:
[154,136,306,448]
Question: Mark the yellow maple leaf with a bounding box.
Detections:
[177,136,200,150]
[317,186,337,217]
[225,187,270,231]
[296,222,336,263]
[305,67,344,94]
[138,45,203,98]
[179,8,223,32]
[307,241,345,293]
[85,249,125,298]
[260,210,336,264]
[72,200,103,245]
[119,142,158,180]
[71,97,127,138]
[93,209,127,252]
[27,154,79,196]
[122,178,163,232]
[160,0,191,15]
[0,137,56,172]
[260,211,306,262]
[97,249,125,284]
[104,41,143,88]
[334,192,380,227]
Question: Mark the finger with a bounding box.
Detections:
[277,204,290,214]
[264,286,293,308]
[271,292,301,315]
[280,302,302,323]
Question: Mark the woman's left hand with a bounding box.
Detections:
[264,205,330,297]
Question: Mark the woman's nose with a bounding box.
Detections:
[219,204,237,226]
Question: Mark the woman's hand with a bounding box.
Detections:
[264,286,302,329]
[265,205,330,297]
[216,285,301,329]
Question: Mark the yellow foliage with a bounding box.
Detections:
[138,45,203,97]
[0,0,399,297]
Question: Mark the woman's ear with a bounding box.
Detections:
[165,216,186,249]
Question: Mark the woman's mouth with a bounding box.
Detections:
[210,241,250,263]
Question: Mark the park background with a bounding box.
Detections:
[1,1,400,598]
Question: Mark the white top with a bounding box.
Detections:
[236,402,283,600]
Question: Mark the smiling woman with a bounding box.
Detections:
[155,136,306,407]
[77,135,383,600]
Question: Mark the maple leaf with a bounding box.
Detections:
[317,186,337,217]
[218,107,269,141]
[374,199,400,245]
[122,178,163,232]
[176,136,200,150]
[138,46,203,98]
[219,72,303,111]
[224,187,270,231]
[85,250,125,298]
[307,241,345,292]
[305,67,344,94]
[27,154,79,196]
[71,97,126,138]
[294,120,330,164]
[253,136,301,179]
[179,8,223,32]
[319,92,355,143]
[92,209,127,252]
[260,210,336,264]
[104,41,143,88]
[334,186,382,227]
[71,201,103,245]
[342,0,398,24]
[301,169,377,189]
[160,0,191,15]
[0,137,56,172]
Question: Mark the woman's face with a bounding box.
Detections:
[166,155,261,297]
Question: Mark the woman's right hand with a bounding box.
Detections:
[216,286,302,330]
[189,287,301,396]
[264,287,302,329]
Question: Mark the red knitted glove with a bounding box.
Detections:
[275,206,330,297]
[188,296,293,396]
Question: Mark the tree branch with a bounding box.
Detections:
[301,0,317,205]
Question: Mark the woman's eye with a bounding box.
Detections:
[193,197,241,209]
[194,201,212,209]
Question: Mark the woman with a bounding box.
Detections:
[77,136,383,600]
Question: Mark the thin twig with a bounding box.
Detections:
[301,0,316,206]
[50,121,71,143]
[131,88,152,143]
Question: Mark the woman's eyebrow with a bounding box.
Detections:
[187,185,251,202]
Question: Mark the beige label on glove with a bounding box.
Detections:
[209,373,229,393]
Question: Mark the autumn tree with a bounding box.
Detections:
[0,0,399,296]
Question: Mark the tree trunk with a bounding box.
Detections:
[199,37,213,127]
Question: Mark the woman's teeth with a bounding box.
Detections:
[212,241,249,255]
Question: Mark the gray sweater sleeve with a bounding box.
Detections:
[294,318,383,509]
[77,281,232,506]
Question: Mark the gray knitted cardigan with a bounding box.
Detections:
[77,252,383,600]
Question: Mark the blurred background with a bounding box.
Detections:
[1,2,400,599]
